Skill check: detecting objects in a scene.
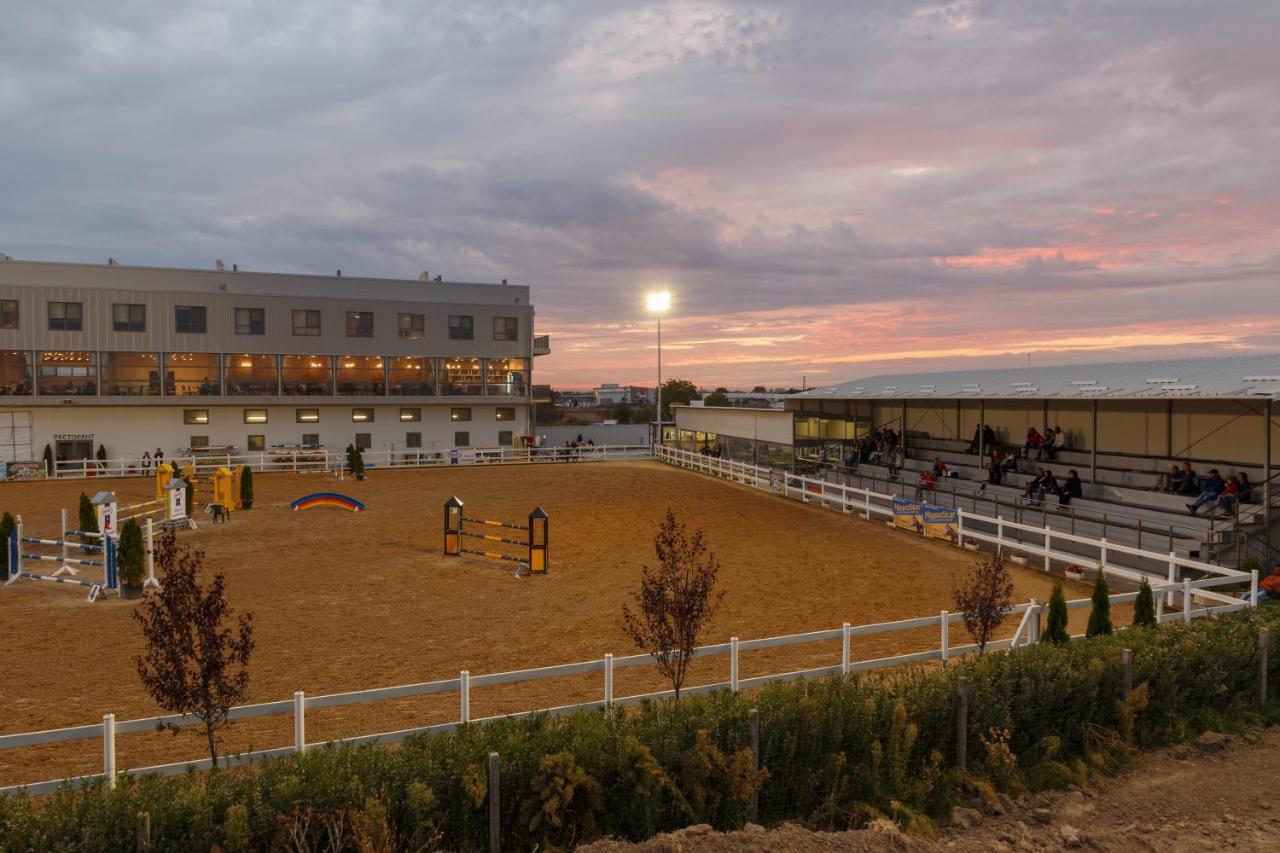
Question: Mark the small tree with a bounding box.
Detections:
[77,492,98,543]
[622,509,725,699]
[611,401,634,424]
[96,443,107,463]
[1041,581,1070,644]
[704,391,731,407]
[1086,571,1113,637]
[952,553,1014,654]
[133,531,254,766]
[42,444,54,476]
[116,518,146,588]
[0,511,14,575]
[1132,578,1157,628]
[657,378,701,419]
[239,466,254,509]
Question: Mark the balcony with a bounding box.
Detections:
[533,334,551,356]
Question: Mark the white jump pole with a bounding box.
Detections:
[144,517,160,589]
[54,508,78,577]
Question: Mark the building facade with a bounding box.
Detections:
[0,258,547,463]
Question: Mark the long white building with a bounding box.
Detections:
[0,257,549,464]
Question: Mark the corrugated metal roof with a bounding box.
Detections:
[791,354,1280,401]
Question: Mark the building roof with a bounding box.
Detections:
[790,355,1280,401]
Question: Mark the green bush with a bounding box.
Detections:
[1133,579,1157,628]
[116,518,146,587]
[2,605,1276,849]
[1041,582,1069,644]
[1086,572,1113,637]
[238,467,253,510]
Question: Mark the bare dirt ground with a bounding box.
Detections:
[0,461,1093,787]
[581,726,1280,852]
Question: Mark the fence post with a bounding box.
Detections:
[730,636,740,691]
[1251,570,1259,608]
[1260,628,1270,707]
[996,519,1004,554]
[488,752,501,853]
[1121,649,1132,702]
[1099,537,1108,569]
[293,691,306,753]
[103,713,116,788]
[1156,590,1165,622]
[1043,530,1051,572]
[461,670,471,723]
[1182,578,1192,624]
[841,622,851,675]
[1167,553,1178,608]
[748,708,760,822]
[955,677,968,771]
[604,653,614,707]
[136,811,151,851]
[940,610,949,662]
[957,510,965,547]
[1029,601,1041,643]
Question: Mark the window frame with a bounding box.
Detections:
[399,407,421,422]
[183,409,210,425]
[247,434,266,451]
[296,408,320,423]
[292,309,322,337]
[243,408,268,424]
[234,307,265,335]
[450,407,471,422]
[495,407,516,421]
[493,316,518,341]
[301,432,320,446]
[345,311,374,338]
[398,312,425,340]
[174,305,207,334]
[112,303,146,333]
[47,301,84,332]
[405,431,422,448]
[351,407,375,423]
[354,433,372,450]
[453,431,470,447]
[448,314,474,340]
[0,299,19,330]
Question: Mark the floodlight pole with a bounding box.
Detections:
[656,311,663,447]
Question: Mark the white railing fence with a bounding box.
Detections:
[0,575,1250,798]
[44,445,654,480]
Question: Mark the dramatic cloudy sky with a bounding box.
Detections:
[2,1,1277,388]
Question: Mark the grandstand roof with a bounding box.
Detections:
[791,354,1280,401]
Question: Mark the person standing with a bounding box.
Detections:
[141,450,152,475]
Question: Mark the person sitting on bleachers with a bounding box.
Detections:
[931,456,949,480]
[1153,464,1180,492]
[985,449,1006,484]
[1187,469,1226,514]
[1023,427,1044,458]
[1037,426,1057,460]
[1058,470,1083,507]
[1238,472,1254,503]
[1024,468,1050,502]
[1040,426,1067,461]
[1214,475,1241,516]
[1174,462,1199,496]
[918,468,936,496]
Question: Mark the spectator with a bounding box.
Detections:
[1039,426,1066,461]
[1174,462,1199,496]
[931,457,949,479]
[1187,469,1226,514]
[983,423,997,451]
[966,423,982,453]
[1214,475,1241,516]
[1238,472,1254,503]
[1058,469,1083,507]
[887,444,904,479]
[1153,464,1180,492]
[141,450,152,475]
[154,447,164,468]
[918,468,936,495]
[986,449,1006,485]
[1023,427,1044,458]
[1024,468,1049,502]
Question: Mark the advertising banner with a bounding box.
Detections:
[892,497,923,533]
[922,504,960,544]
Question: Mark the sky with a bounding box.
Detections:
[1,1,1278,390]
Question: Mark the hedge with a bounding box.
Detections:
[2,604,1277,851]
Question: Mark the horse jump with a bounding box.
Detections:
[443,496,548,574]
[6,514,118,602]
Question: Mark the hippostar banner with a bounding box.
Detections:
[892,497,924,533]
[922,504,960,544]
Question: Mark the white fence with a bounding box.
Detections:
[43,445,654,480]
[0,574,1252,797]
[656,446,1254,606]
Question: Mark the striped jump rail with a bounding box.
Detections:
[6,514,118,601]
[443,496,549,574]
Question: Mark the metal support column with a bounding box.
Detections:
[978,399,986,462]
[1090,400,1099,486]
[1266,398,1273,557]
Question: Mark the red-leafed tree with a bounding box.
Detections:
[133,530,254,766]
[953,553,1015,655]
[622,509,725,699]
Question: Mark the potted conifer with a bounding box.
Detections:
[117,518,146,599]
[239,466,253,509]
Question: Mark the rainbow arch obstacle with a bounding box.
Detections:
[290,492,365,512]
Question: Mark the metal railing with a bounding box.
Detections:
[0,573,1250,797]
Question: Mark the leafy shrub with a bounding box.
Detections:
[2,605,1277,848]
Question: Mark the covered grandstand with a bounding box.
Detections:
[787,355,1279,568]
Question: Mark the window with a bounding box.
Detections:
[398,313,425,340]
[112,303,146,332]
[485,357,528,395]
[101,352,160,396]
[234,307,265,335]
[441,357,483,395]
[388,356,436,395]
[184,409,209,425]
[292,309,322,336]
[405,432,422,448]
[190,435,210,448]
[166,353,220,396]
[400,407,421,422]
[355,433,372,450]
[247,435,266,451]
[495,407,515,421]
[48,302,83,332]
[175,305,207,334]
[448,314,473,340]
[346,311,374,337]
[454,431,470,447]
[296,408,319,423]
[498,430,513,446]
[37,351,95,395]
[493,316,518,341]
[337,356,384,395]
[450,407,471,421]
[281,355,333,395]
[225,354,277,395]
[0,300,18,329]
[243,408,268,424]
[351,408,374,422]
[0,351,34,395]
[301,433,319,446]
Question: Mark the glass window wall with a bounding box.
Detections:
[101,352,161,396]
[225,354,278,396]
[281,355,334,395]
[336,356,385,395]
[38,351,96,396]
[0,351,33,395]
[441,357,484,395]
[166,353,221,396]
[485,357,528,396]
[388,356,436,395]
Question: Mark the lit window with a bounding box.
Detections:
[183,409,209,425]
[243,409,268,424]
[450,407,471,421]
[400,407,421,422]
[495,407,515,421]
[247,434,266,451]
[296,408,320,423]
[351,408,374,422]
